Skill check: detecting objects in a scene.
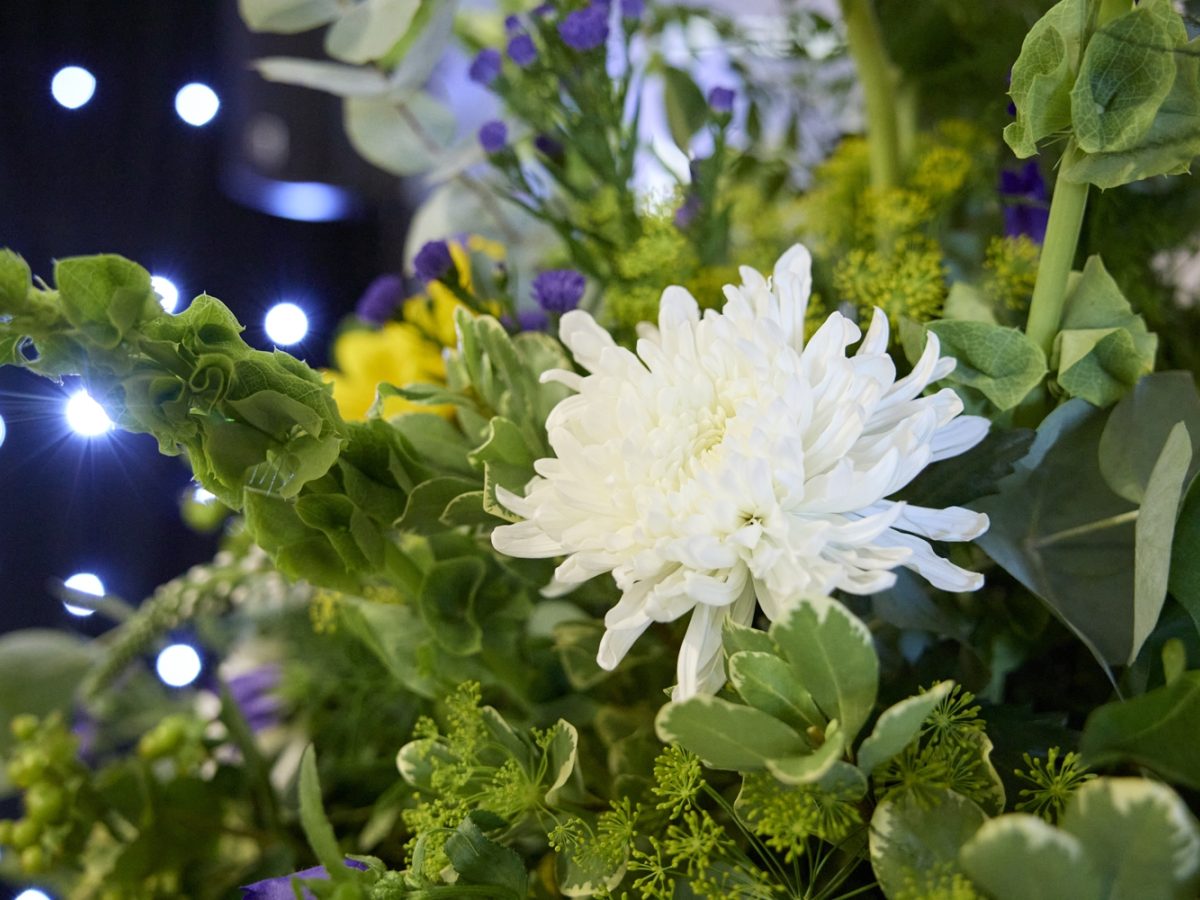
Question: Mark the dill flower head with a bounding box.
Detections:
[492,245,990,699]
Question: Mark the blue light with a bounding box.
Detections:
[221,164,360,223]
[51,66,96,109]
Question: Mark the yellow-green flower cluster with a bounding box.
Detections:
[984,234,1041,315]
[736,772,863,862]
[833,235,948,327]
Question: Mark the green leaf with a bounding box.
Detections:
[418,556,486,655]
[654,695,808,771]
[324,0,420,64]
[255,56,390,96]
[0,249,31,312]
[395,475,480,534]
[392,412,476,477]
[858,681,954,776]
[1170,472,1200,633]
[542,720,585,807]
[298,745,349,879]
[728,651,824,732]
[869,788,987,900]
[764,723,847,785]
[1071,0,1179,154]
[662,66,709,148]
[722,618,777,658]
[0,630,97,760]
[1081,671,1200,789]
[1062,778,1200,899]
[1004,0,1088,158]
[55,254,157,348]
[961,814,1102,900]
[924,320,1047,411]
[443,813,528,898]
[769,595,879,744]
[1133,422,1193,659]
[897,427,1035,510]
[343,92,455,176]
[238,0,339,32]
[1099,371,1200,504]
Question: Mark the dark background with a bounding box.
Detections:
[0,1,410,636]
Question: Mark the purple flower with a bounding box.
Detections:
[502,309,550,332]
[505,14,523,33]
[468,48,502,86]
[508,33,538,67]
[708,86,735,114]
[479,120,509,155]
[414,240,453,282]
[532,269,586,313]
[241,860,369,899]
[227,664,283,733]
[674,193,701,230]
[621,0,644,18]
[999,161,1049,244]
[559,5,609,51]
[354,274,405,325]
[534,133,565,163]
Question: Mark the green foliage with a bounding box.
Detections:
[961,778,1200,900]
[1013,748,1096,823]
[859,681,955,776]
[920,320,1048,411]
[1081,670,1200,789]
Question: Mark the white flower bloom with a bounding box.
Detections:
[492,245,990,700]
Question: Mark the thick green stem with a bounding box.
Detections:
[841,0,901,191]
[1025,170,1089,356]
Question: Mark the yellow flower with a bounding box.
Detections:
[322,323,447,421]
[403,236,507,347]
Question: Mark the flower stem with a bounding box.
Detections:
[1024,169,1088,356]
[840,0,901,191]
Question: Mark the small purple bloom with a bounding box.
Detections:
[999,161,1049,244]
[354,274,405,325]
[479,120,509,155]
[621,0,644,18]
[505,14,523,33]
[559,5,610,51]
[508,33,538,67]
[468,48,503,86]
[674,193,701,230]
[708,86,735,114]
[532,269,586,313]
[228,664,283,733]
[534,133,565,162]
[241,860,369,899]
[414,240,454,282]
[532,2,554,16]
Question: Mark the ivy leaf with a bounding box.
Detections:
[923,321,1047,411]
[1070,0,1180,154]
[857,681,954,776]
[1081,671,1200,789]
[1004,0,1088,158]
[869,788,987,899]
[961,814,1102,900]
[654,695,808,770]
[298,745,349,880]
[770,596,879,745]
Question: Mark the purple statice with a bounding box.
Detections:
[999,161,1049,244]
[708,86,735,114]
[508,32,538,67]
[674,193,701,230]
[534,133,565,163]
[621,0,644,18]
[505,13,523,33]
[227,664,283,733]
[532,269,586,313]
[354,274,405,325]
[468,48,503,87]
[414,240,454,281]
[479,120,509,155]
[241,860,369,899]
[501,308,550,332]
[559,4,610,51]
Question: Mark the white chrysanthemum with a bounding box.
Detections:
[492,245,990,699]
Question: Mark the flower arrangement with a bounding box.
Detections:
[3,0,1200,897]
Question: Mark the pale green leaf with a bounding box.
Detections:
[654,695,807,771]
[1004,0,1088,157]
[764,723,846,785]
[255,57,390,97]
[858,680,954,776]
[925,320,1047,411]
[299,745,349,878]
[961,814,1101,900]
[728,650,824,732]
[239,0,339,33]
[325,0,421,65]
[869,788,987,899]
[343,92,456,177]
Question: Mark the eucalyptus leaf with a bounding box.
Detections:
[869,788,987,900]
[255,57,390,97]
[239,0,339,32]
[343,92,456,177]
[858,680,954,776]
[324,0,420,65]
[1170,472,1200,633]
[654,695,808,770]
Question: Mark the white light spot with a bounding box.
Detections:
[0,411,6,448]
[15,890,54,900]
[51,66,96,109]
[151,275,180,313]
[63,572,104,617]
[65,391,113,437]
[264,302,308,346]
[193,487,217,504]
[156,643,202,688]
[175,82,220,127]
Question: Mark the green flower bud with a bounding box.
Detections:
[20,843,46,874]
[10,714,39,742]
[25,783,66,824]
[11,817,40,850]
